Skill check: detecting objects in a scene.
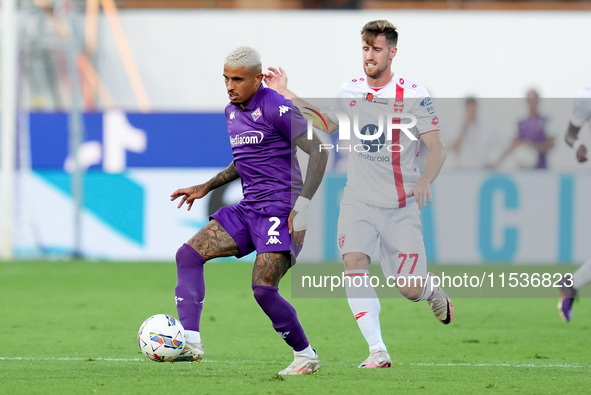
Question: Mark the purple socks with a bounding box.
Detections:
[252,284,309,352]
[175,243,205,332]
[174,243,309,352]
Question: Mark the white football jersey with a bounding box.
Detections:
[329,74,440,208]
[571,86,591,128]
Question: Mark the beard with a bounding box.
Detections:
[364,63,389,80]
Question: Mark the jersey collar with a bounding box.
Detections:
[241,84,264,111]
[369,73,396,92]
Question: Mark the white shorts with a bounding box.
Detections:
[337,194,427,279]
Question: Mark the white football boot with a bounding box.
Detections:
[358,349,392,368]
[278,350,321,375]
[172,341,204,363]
[428,286,454,325]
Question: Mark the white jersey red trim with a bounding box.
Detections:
[329,74,440,208]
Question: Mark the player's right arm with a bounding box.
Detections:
[565,122,587,163]
[171,161,240,211]
[564,122,587,163]
[565,90,591,163]
[264,67,339,134]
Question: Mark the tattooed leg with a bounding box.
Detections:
[251,252,310,351]
[187,219,240,261]
[251,252,291,287]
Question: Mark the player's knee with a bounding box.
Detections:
[343,253,370,270]
[175,244,205,268]
[398,285,423,301]
[252,252,290,286]
[252,284,277,305]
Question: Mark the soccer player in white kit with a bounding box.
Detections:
[559,86,591,322]
[265,20,453,368]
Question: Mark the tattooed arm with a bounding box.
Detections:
[294,132,328,200]
[171,161,240,211]
[289,132,328,246]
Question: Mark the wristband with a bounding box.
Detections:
[292,197,311,232]
[293,196,311,212]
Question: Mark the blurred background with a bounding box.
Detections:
[1,0,591,263]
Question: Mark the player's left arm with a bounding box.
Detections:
[406,131,447,210]
[289,132,329,246]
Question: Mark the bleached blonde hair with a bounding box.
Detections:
[224,46,262,73]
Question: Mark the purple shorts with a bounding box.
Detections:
[210,202,302,262]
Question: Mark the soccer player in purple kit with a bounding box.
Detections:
[169,46,328,375]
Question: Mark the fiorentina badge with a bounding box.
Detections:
[252,108,262,122]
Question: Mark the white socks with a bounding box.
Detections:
[185,330,201,343]
[418,272,436,302]
[294,345,316,359]
[345,269,387,353]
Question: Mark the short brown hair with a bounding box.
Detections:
[361,20,398,47]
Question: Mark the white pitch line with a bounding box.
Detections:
[0,356,276,364]
[0,356,589,368]
[0,357,147,362]
[403,362,591,369]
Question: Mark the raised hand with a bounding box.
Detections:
[264,67,288,93]
[170,184,210,211]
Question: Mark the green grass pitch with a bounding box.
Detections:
[1,260,590,394]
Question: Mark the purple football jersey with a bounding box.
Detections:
[225,85,307,208]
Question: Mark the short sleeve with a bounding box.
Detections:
[267,92,307,142]
[327,88,349,125]
[413,88,440,136]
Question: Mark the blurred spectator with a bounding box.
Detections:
[451,97,497,169]
[494,89,554,169]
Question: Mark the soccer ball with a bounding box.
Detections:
[137,314,185,362]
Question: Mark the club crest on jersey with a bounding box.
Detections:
[362,93,389,105]
[230,111,236,120]
[251,108,262,121]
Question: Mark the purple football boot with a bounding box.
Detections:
[558,275,577,322]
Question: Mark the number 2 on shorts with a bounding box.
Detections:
[268,217,281,236]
